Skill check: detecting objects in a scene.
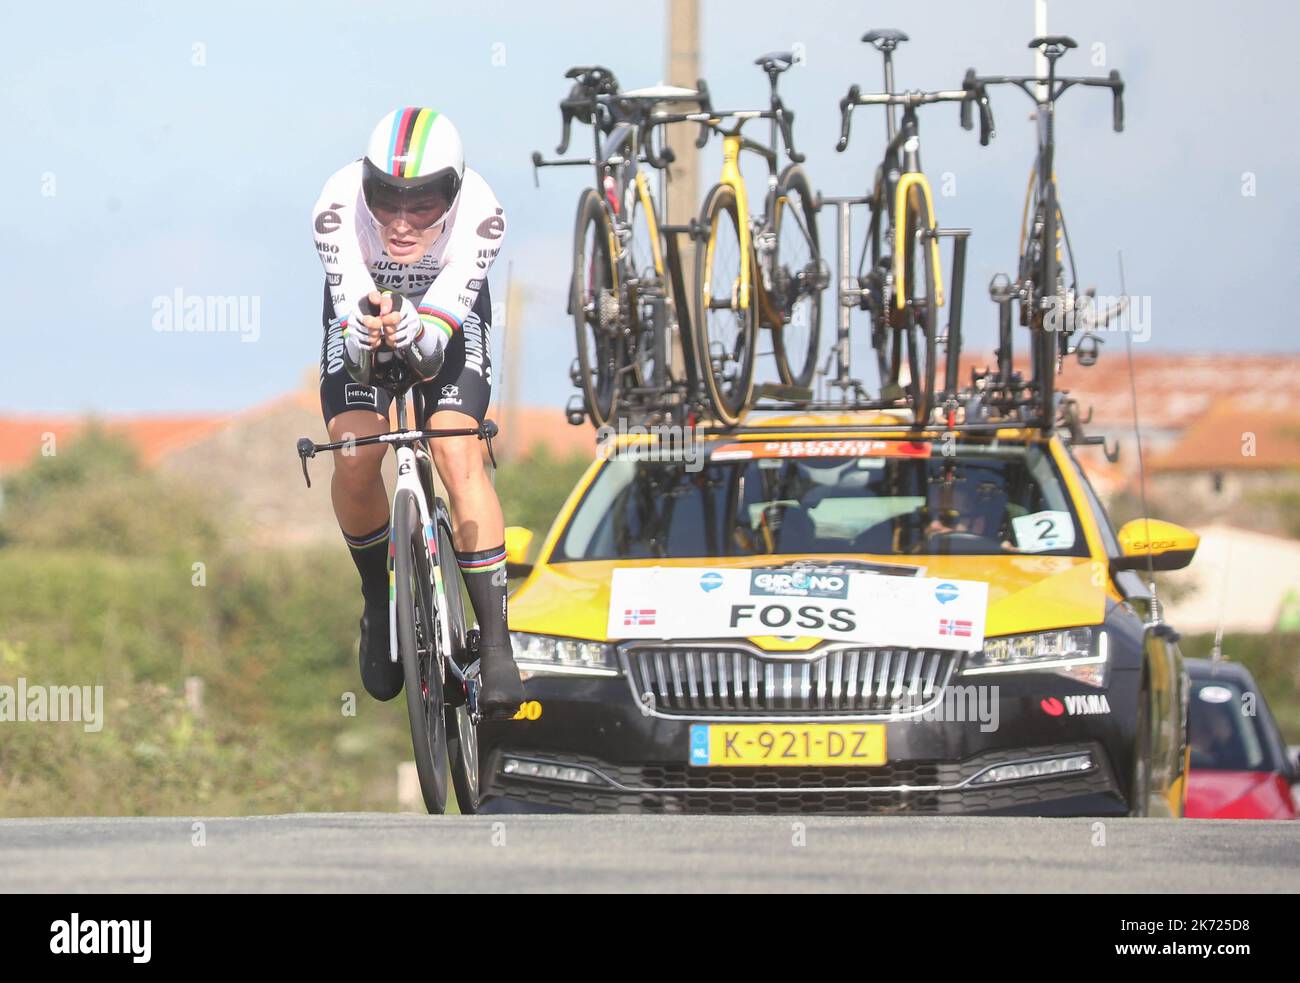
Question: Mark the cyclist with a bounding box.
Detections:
[312,107,524,717]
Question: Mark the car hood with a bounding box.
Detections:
[1185,769,1296,820]
[509,553,1107,646]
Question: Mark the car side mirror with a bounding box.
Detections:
[1110,518,1199,573]
[505,526,535,578]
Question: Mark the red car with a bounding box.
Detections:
[1185,658,1299,819]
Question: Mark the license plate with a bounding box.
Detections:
[689,723,886,767]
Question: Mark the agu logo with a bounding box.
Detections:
[699,571,723,593]
[935,582,959,604]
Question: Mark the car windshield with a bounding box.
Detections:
[553,438,1090,561]
[1189,679,1268,771]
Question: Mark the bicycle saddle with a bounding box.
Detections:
[754,51,795,74]
[1029,35,1077,53]
[563,65,620,95]
[863,28,909,49]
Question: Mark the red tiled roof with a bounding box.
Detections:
[0,415,228,473]
[957,351,1300,432]
[1150,396,1300,472]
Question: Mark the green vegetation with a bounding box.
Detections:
[0,431,588,817]
[1181,632,1300,742]
[495,443,592,554]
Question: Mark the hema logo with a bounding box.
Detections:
[50,914,151,963]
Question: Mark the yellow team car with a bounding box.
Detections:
[480,412,1196,816]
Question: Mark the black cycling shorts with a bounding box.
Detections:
[318,279,494,425]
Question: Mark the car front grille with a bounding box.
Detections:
[620,643,958,716]
[484,743,1119,816]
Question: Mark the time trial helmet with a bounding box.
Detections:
[362,108,464,230]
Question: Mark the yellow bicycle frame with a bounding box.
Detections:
[597,170,667,301]
[702,133,753,315]
[633,170,667,278]
[891,172,945,311]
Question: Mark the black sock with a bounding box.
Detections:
[344,522,390,608]
[455,544,509,648]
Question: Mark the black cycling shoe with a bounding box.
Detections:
[478,640,525,720]
[358,602,403,701]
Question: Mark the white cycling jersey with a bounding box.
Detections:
[311,160,506,344]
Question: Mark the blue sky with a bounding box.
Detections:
[3,0,1296,414]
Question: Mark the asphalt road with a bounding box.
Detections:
[0,814,1297,892]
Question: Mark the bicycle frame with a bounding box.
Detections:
[863,108,945,311]
[971,44,1124,329]
[598,121,668,290]
[695,111,798,329]
[295,394,499,693]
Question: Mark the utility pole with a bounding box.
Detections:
[501,261,522,461]
[665,0,699,377]
[666,0,700,228]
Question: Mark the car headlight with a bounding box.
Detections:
[509,632,621,678]
[960,627,1107,686]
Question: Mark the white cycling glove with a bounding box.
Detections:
[383,293,425,350]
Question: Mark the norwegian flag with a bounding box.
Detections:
[623,608,657,626]
[938,618,972,637]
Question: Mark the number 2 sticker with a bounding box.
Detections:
[1011,510,1075,552]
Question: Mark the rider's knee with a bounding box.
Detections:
[431,436,482,489]
[330,441,385,484]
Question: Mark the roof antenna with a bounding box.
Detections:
[1209,537,1233,673]
[1119,251,1160,626]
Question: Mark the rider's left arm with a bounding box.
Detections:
[414,174,507,343]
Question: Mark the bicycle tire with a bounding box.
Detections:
[625,180,669,394]
[394,488,450,815]
[436,510,480,815]
[694,183,756,426]
[902,185,938,424]
[1037,182,1059,431]
[571,188,623,429]
[770,165,823,388]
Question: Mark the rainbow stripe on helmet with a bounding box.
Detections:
[386,108,440,178]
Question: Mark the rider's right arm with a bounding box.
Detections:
[312,163,378,330]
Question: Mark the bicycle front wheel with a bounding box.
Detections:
[436,512,481,815]
[694,183,756,426]
[394,489,449,815]
[771,165,823,389]
[572,188,624,429]
[901,185,938,425]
